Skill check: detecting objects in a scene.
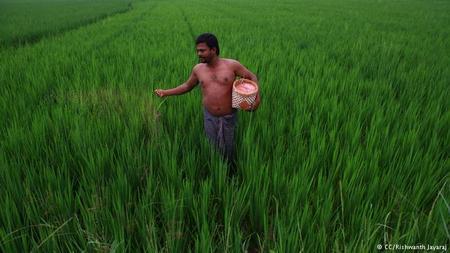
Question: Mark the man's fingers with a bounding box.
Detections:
[154,89,163,97]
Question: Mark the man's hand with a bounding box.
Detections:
[154,89,166,97]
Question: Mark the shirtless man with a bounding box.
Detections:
[154,33,260,170]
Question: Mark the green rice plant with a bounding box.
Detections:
[0,0,131,47]
[0,0,448,251]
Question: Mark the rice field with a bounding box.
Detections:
[0,0,131,47]
[0,0,449,252]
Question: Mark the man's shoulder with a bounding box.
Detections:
[221,58,242,70]
[222,58,240,65]
[193,63,204,72]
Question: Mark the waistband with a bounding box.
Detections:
[203,107,237,119]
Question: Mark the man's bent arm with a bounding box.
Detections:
[233,60,261,110]
[233,60,258,84]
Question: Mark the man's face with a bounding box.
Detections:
[196,42,216,63]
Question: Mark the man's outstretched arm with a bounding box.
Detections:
[154,67,199,97]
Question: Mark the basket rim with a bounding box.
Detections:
[233,78,259,96]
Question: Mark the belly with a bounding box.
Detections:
[201,84,234,116]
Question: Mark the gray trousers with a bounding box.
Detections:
[203,107,238,164]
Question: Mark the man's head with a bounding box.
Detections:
[196,33,220,63]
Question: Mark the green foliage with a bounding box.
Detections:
[0,0,449,251]
[0,0,131,47]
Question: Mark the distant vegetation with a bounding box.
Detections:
[0,0,131,46]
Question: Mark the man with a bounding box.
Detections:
[154,33,260,171]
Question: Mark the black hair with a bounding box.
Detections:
[196,33,220,56]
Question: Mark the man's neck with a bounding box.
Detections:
[207,56,220,67]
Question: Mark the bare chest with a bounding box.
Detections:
[197,67,235,88]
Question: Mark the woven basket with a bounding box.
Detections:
[232,79,259,110]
